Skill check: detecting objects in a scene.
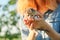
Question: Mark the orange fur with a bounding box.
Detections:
[17,0,58,15]
[17,0,37,14]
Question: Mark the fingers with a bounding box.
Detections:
[30,23,34,30]
[23,17,42,29]
[23,9,44,30]
[29,29,38,37]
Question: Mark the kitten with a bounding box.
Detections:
[23,8,41,20]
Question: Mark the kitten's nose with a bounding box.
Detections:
[27,8,36,14]
[27,16,34,21]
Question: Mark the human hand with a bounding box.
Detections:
[27,29,38,40]
[23,8,48,30]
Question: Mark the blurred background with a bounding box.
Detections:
[0,0,21,40]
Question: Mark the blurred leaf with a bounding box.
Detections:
[2,14,5,17]
[17,16,20,19]
[11,20,17,25]
[10,11,16,16]
[8,0,16,5]
[0,5,2,7]
[4,21,8,25]
[2,5,8,11]
[0,27,1,32]
[0,21,1,24]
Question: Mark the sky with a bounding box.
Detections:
[0,0,16,16]
[0,0,9,15]
[0,0,10,5]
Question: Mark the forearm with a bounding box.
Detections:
[26,30,36,40]
[44,23,60,40]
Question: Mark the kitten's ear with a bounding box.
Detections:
[16,0,37,15]
[56,0,60,4]
[36,11,43,18]
[23,8,36,15]
[27,8,36,14]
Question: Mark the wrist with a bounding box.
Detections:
[39,22,50,32]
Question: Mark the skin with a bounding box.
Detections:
[17,0,60,40]
[23,8,60,40]
[23,8,43,29]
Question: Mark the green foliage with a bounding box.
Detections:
[8,0,16,5]
[10,11,20,25]
[0,0,21,40]
[0,27,1,32]
[10,11,16,16]
[3,5,8,11]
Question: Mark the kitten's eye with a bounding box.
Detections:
[35,15,40,18]
[27,15,29,16]
[27,14,33,17]
[34,15,40,19]
[31,15,33,16]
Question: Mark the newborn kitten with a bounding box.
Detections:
[23,8,40,20]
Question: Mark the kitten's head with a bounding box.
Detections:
[24,8,37,15]
[23,8,42,20]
